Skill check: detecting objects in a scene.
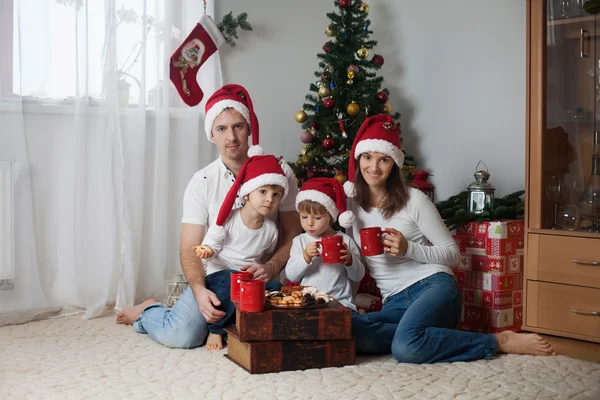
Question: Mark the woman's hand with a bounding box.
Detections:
[303,242,320,263]
[382,228,408,257]
[339,242,353,266]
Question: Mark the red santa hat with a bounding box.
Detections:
[204,84,264,156]
[296,177,355,228]
[344,114,404,198]
[211,154,289,241]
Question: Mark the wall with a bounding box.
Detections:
[216,0,526,201]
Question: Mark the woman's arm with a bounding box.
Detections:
[405,191,460,266]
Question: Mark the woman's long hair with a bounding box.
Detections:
[354,161,411,220]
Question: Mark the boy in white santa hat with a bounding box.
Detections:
[285,177,365,311]
[194,153,288,350]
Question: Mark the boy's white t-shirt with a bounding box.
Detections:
[285,232,365,311]
[347,188,460,302]
[202,209,279,276]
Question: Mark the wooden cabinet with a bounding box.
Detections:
[525,0,600,343]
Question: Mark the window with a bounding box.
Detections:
[3,0,185,107]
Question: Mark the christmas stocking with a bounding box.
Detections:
[170,14,226,106]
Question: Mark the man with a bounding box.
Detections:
[116,84,301,348]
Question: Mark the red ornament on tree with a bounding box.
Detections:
[339,0,351,7]
[376,91,389,103]
[323,98,335,109]
[323,138,335,150]
[311,121,320,130]
[323,41,334,53]
[372,54,384,66]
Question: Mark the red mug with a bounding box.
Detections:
[240,279,266,312]
[360,227,391,256]
[316,235,344,264]
[230,271,254,303]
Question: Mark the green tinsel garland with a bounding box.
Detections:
[434,190,525,231]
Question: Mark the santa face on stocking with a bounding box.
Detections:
[181,40,206,67]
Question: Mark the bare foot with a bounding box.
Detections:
[116,299,158,325]
[206,333,225,350]
[495,331,556,356]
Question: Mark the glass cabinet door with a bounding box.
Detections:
[544,0,600,232]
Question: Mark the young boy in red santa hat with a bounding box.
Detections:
[285,177,365,312]
[194,152,288,350]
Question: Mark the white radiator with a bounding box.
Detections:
[0,160,14,280]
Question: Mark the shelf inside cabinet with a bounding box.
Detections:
[527,228,600,239]
[546,120,595,124]
[547,16,595,26]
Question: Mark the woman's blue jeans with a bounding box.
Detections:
[352,272,498,363]
[133,275,282,349]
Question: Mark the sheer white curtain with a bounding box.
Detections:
[0,0,221,325]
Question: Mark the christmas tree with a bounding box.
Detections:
[291,0,418,186]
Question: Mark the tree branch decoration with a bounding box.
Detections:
[217,12,253,47]
[434,190,525,231]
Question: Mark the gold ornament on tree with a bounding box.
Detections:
[382,103,392,114]
[295,110,308,123]
[347,101,360,116]
[318,84,331,98]
[325,25,336,36]
[301,146,308,156]
[347,71,355,79]
[346,79,354,85]
[359,2,369,13]
[356,46,368,59]
[334,173,346,184]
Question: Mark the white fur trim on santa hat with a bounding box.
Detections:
[204,99,251,142]
[343,180,355,198]
[239,173,289,200]
[295,190,339,221]
[247,145,264,157]
[355,139,404,167]
[337,210,355,228]
[199,14,227,50]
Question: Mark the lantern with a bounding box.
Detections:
[411,170,435,202]
[165,272,189,308]
[467,161,495,214]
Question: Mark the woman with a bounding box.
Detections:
[344,114,555,363]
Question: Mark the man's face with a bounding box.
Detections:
[211,108,250,162]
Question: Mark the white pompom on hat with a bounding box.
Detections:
[295,177,355,228]
[343,114,404,198]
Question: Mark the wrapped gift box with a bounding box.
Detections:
[452,220,524,334]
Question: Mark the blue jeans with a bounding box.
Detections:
[352,272,498,363]
[133,273,282,349]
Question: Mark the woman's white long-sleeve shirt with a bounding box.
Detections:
[347,188,460,302]
[285,232,365,311]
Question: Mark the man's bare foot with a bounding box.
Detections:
[116,299,158,325]
[206,333,225,350]
[495,331,556,356]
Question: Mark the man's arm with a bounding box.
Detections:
[265,210,302,278]
[180,223,226,323]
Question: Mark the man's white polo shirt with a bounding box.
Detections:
[181,157,298,228]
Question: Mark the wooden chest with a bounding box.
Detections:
[234,299,352,341]
[225,326,355,374]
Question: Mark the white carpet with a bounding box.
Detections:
[1,313,599,400]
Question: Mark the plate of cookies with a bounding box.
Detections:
[265,285,333,309]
